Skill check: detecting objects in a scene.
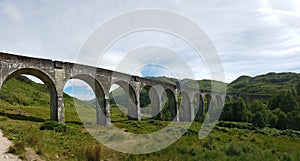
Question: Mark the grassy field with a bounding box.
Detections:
[0,76,300,160]
[1,104,300,161]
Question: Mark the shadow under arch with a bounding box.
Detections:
[178,91,191,122]
[140,85,160,120]
[161,88,177,121]
[110,80,139,120]
[1,68,58,121]
[66,74,108,125]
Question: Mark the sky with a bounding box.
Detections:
[1,0,300,100]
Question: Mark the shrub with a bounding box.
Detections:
[217,121,254,130]
[40,121,66,132]
[40,121,59,130]
[55,124,67,132]
[147,120,162,126]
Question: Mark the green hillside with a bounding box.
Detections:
[228,72,300,94]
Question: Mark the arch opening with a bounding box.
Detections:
[0,68,57,121]
[140,85,160,120]
[69,74,109,125]
[64,75,107,125]
[109,81,139,122]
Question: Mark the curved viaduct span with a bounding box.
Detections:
[0,52,270,125]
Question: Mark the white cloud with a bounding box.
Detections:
[0,0,300,84]
[2,3,22,23]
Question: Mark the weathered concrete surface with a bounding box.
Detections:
[0,52,270,124]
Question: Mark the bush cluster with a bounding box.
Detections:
[40,121,66,132]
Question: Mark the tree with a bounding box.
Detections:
[269,112,279,128]
[220,99,247,122]
[248,100,270,125]
[233,99,247,122]
[269,93,281,111]
[220,102,233,121]
[269,91,299,113]
[296,83,300,96]
[287,110,300,130]
[253,112,266,128]
[272,108,288,130]
[281,91,299,113]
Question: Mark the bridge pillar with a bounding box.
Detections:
[54,65,65,123]
[127,82,141,121]
[128,86,141,121]
[96,96,111,126]
[174,89,179,122]
[105,98,111,126]
[57,96,65,123]
[135,87,141,121]
[189,101,195,122]
[174,101,179,122]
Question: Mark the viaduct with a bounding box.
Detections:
[0,52,270,126]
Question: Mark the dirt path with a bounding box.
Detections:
[0,130,21,161]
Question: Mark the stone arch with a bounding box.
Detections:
[65,74,108,125]
[140,85,160,120]
[110,80,139,120]
[161,88,177,121]
[193,93,204,117]
[178,91,191,122]
[1,68,58,121]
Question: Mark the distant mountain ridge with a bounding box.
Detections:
[228,72,300,94]
[146,72,300,95]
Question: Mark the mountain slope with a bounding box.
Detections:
[228,72,300,94]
